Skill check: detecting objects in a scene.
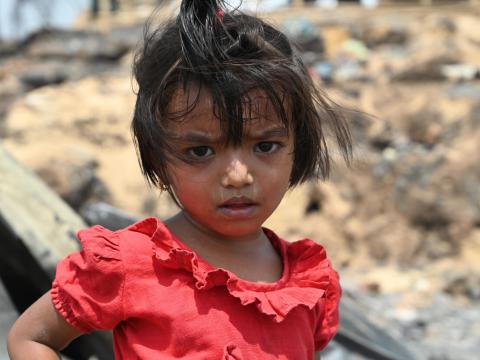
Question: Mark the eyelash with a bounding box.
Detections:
[186,142,284,159]
[254,141,283,153]
[187,146,214,158]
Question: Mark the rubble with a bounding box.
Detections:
[0,280,17,359]
[1,2,479,359]
[0,144,114,359]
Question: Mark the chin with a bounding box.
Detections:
[211,221,265,239]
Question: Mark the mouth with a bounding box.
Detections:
[218,197,258,218]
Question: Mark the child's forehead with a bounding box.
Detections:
[169,85,283,114]
[166,109,287,139]
[167,85,289,134]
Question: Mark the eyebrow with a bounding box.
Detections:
[177,132,219,144]
[249,126,289,140]
[177,126,289,144]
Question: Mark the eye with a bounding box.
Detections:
[187,146,214,158]
[254,142,280,153]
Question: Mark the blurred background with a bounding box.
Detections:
[0,0,479,359]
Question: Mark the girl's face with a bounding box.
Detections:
[165,88,294,241]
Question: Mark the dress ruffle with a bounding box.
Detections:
[131,217,335,323]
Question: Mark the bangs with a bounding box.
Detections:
[164,69,293,149]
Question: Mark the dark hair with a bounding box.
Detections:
[132,0,352,197]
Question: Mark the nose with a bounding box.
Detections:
[221,156,254,188]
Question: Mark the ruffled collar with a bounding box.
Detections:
[129,217,333,323]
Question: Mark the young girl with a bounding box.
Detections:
[8,0,352,359]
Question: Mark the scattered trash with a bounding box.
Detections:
[316,0,378,9]
[313,61,334,82]
[316,0,338,9]
[361,0,379,9]
[281,17,324,53]
[341,38,370,60]
[237,0,289,12]
[334,59,370,82]
[441,63,478,81]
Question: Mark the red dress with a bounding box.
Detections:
[51,217,341,359]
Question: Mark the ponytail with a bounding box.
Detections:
[177,0,226,68]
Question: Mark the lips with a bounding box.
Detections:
[218,196,258,218]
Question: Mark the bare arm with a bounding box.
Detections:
[315,352,321,360]
[7,292,83,359]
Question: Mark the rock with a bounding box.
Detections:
[367,118,394,150]
[394,138,480,228]
[17,60,114,90]
[404,110,444,146]
[2,74,146,214]
[0,40,19,58]
[0,280,17,360]
[354,20,408,47]
[0,143,114,359]
[401,294,480,360]
[340,278,480,360]
[0,75,24,135]
[384,137,480,259]
[443,271,480,301]
[35,149,111,211]
[335,289,420,360]
[80,202,139,230]
[106,24,144,51]
[3,76,133,145]
[380,14,463,83]
[392,54,457,82]
[2,71,180,219]
[18,61,69,89]
[0,143,82,277]
[363,215,421,262]
[23,29,132,61]
[447,83,480,100]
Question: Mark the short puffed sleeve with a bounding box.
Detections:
[314,269,341,352]
[51,225,125,333]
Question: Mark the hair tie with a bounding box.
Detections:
[216,8,225,22]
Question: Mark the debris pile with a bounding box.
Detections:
[1,2,479,359]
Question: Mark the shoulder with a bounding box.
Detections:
[265,228,335,275]
[116,217,159,253]
[267,228,341,307]
[75,217,164,269]
[286,237,340,296]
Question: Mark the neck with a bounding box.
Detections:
[165,211,269,255]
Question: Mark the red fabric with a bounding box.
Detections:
[52,218,341,359]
